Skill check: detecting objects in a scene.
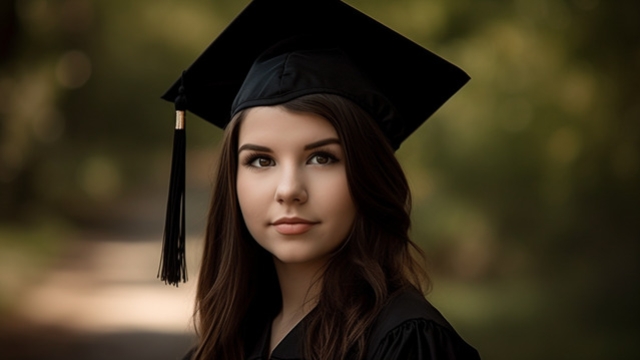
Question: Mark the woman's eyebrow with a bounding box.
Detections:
[304,138,341,150]
[238,138,340,153]
[238,144,272,153]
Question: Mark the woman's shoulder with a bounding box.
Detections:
[366,287,481,360]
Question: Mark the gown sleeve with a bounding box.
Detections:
[367,318,481,360]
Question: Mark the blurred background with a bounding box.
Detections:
[0,0,638,359]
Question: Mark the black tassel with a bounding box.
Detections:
[159,73,188,286]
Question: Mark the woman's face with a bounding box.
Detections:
[236,106,356,266]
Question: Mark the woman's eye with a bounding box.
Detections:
[308,153,336,165]
[249,157,274,167]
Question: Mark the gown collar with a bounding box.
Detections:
[247,314,307,360]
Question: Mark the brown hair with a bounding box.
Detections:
[192,94,428,360]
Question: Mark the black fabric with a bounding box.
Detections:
[161,0,469,150]
[241,288,480,360]
[229,42,407,149]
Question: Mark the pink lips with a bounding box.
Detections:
[272,217,318,235]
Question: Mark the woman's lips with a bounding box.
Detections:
[272,218,318,235]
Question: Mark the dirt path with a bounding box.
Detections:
[1,234,203,360]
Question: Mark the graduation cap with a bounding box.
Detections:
[159,0,469,286]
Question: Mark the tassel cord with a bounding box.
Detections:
[159,74,188,286]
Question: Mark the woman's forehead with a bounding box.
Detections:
[237,106,339,147]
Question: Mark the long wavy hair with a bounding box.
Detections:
[192,94,428,360]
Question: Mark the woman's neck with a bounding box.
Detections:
[274,257,324,319]
[269,257,325,353]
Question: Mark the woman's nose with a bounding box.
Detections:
[274,166,308,205]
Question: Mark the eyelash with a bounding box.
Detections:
[242,150,340,168]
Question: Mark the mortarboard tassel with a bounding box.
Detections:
[159,73,188,286]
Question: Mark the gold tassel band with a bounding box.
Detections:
[175,110,185,130]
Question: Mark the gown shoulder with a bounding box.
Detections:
[365,287,481,360]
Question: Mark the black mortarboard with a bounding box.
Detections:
[158,0,469,285]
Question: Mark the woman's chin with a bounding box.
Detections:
[271,250,331,268]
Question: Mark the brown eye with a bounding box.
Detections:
[249,156,274,167]
[308,153,336,165]
[315,155,328,164]
[258,158,271,167]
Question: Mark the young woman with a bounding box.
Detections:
[159,1,480,359]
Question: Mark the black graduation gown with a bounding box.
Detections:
[245,288,481,360]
